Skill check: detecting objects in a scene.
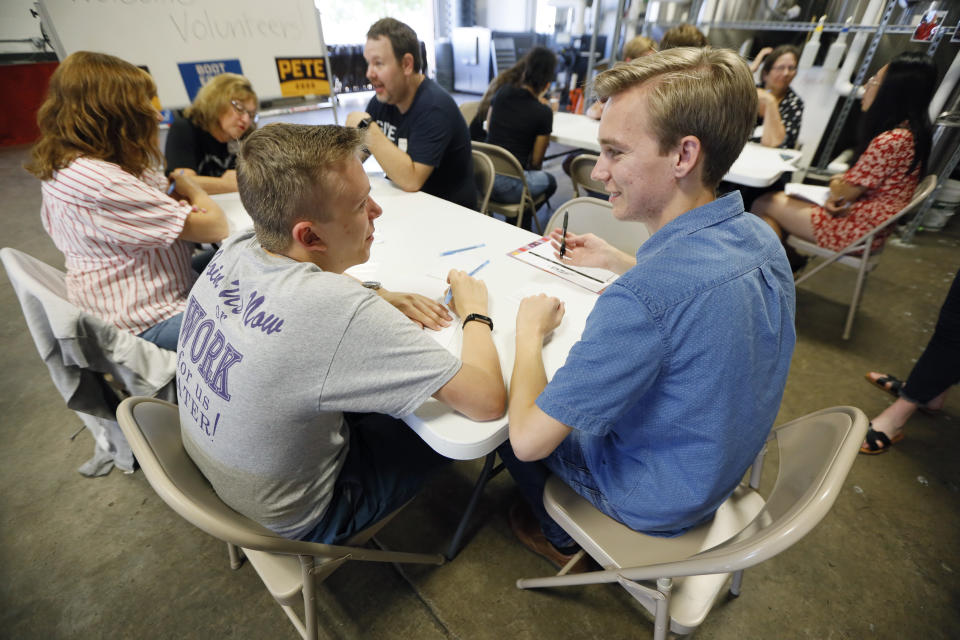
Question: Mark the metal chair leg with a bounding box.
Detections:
[653,577,673,640]
[227,543,244,570]
[843,244,873,340]
[445,452,503,559]
[730,569,744,596]
[300,556,318,640]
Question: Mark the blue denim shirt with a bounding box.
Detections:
[537,191,796,535]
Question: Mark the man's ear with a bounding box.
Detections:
[401,52,416,75]
[674,135,703,180]
[290,220,327,254]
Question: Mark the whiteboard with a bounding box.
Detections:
[37,0,334,110]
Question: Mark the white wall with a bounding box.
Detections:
[476,0,536,32]
[0,0,45,54]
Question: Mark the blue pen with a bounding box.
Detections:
[468,259,490,276]
[444,259,490,305]
[440,243,485,256]
[167,169,184,195]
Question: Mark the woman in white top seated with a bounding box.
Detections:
[26,51,228,350]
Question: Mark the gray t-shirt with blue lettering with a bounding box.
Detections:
[177,231,461,539]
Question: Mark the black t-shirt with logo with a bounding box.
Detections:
[366,78,477,210]
[164,117,236,177]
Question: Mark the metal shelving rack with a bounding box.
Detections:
[587,0,957,239]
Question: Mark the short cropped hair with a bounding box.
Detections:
[622,35,656,61]
[184,73,258,136]
[593,47,756,188]
[659,23,708,50]
[367,18,423,74]
[26,51,161,180]
[236,124,364,252]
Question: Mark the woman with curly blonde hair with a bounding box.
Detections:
[26,51,228,350]
[165,73,258,193]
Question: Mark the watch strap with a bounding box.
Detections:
[462,313,493,331]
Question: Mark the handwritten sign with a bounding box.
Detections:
[39,0,328,108]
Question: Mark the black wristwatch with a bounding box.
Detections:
[462,313,493,331]
[357,116,373,130]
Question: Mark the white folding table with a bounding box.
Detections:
[213,175,609,556]
[550,111,802,188]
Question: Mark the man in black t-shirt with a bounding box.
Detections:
[345,18,476,210]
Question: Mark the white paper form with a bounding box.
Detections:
[507,237,618,294]
[784,183,831,207]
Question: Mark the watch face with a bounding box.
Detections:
[362,280,381,290]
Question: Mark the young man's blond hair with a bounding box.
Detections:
[594,47,756,188]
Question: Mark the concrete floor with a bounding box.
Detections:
[2,98,959,639]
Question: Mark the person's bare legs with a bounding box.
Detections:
[751,191,818,242]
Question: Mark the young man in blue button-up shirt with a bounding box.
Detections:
[502,47,797,569]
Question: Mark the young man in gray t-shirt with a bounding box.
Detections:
[176,123,507,544]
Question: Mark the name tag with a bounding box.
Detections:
[398,138,408,152]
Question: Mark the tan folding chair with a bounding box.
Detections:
[788,174,937,340]
[459,100,481,127]
[568,153,606,198]
[517,406,868,640]
[546,197,650,256]
[472,149,495,215]
[115,397,444,640]
[472,140,548,232]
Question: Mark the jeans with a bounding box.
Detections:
[299,412,450,545]
[137,248,217,351]
[492,171,557,231]
[191,247,216,273]
[138,313,183,351]
[491,171,557,204]
[902,268,960,405]
[498,430,617,549]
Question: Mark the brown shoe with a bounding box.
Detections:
[508,501,590,573]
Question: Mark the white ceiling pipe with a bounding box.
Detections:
[833,0,885,98]
[624,0,642,41]
[930,50,960,121]
[575,0,586,35]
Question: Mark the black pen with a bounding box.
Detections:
[559,211,569,258]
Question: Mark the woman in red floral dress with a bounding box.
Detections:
[752,52,936,263]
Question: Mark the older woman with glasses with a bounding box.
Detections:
[164,73,258,194]
[751,44,804,149]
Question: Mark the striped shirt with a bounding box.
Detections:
[40,156,195,335]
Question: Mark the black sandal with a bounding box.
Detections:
[859,425,904,455]
[865,372,904,399]
[864,372,939,414]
